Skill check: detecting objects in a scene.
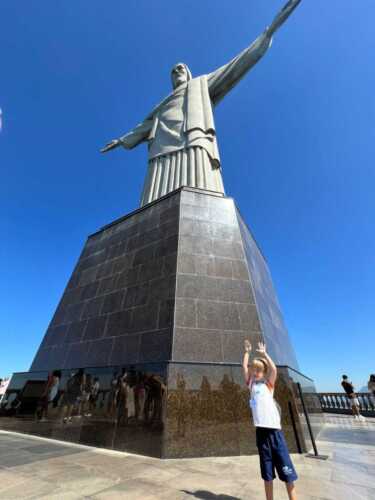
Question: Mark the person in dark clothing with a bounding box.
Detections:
[341,375,365,421]
[368,374,375,408]
[107,372,119,419]
[89,377,100,414]
[62,369,85,423]
[143,374,165,425]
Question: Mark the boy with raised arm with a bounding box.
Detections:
[243,340,298,500]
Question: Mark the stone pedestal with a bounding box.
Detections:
[0,187,324,457]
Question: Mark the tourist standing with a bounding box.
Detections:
[36,370,61,421]
[367,374,375,407]
[80,373,93,417]
[62,369,85,423]
[107,371,119,419]
[243,340,298,500]
[134,372,146,421]
[89,377,100,414]
[341,375,365,421]
[116,372,128,426]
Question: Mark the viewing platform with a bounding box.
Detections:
[0,414,374,499]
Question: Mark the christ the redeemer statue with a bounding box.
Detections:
[101,0,302,207]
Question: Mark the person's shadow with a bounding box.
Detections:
[181,491,241,500]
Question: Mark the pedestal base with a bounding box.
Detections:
[0,187,324,457]
[0,362,323,458]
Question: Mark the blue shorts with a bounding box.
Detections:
[256,427,298,483]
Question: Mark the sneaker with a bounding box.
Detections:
[358,415,366,422]
[354,415,359,420]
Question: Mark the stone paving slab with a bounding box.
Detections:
[0,415,374,499]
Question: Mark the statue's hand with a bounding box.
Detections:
[100,139,121,153]
[267,0,302,37]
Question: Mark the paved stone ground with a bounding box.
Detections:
[0,415,374,499]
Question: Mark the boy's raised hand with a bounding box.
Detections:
[256,342,267,354]
[244,340,252,353]
[256,341,277,384]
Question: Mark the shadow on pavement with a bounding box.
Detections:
[182,490,240,500]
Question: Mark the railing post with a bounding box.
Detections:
[322,395,327,410]
[297,383,328,460]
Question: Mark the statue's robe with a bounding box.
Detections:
[119,32,272,206]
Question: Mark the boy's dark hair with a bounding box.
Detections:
[342,375,348,380]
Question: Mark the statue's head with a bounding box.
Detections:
[171,62,192,89]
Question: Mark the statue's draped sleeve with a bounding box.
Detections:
[207,31,272,105]
[119,119,154,149]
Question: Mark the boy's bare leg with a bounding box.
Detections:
[264,480,273,500]
[286,481,297,500]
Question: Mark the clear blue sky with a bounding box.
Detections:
[1,1,374,392]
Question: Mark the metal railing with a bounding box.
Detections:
[318,392,375,416]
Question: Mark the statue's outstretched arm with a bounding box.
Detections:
[101,119,153,153]
[208,0,302,105]
[267,0,302,37]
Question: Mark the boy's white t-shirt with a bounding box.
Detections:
[248,377,281,430]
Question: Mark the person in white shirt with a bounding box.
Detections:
[243,340,298,500]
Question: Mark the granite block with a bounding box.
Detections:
[110,334,141,365]
[196,300,241,331]
[65,320,87,344]
[112,254,133,274]
[81,297,104,320]
[116,267,139,289]
[64,302,85,323]
[96,261,114,280]
[106,310,133,337]
[215,278,254,303]
[80,282,100,301]
[232,259,249,280]
[79,267,98,286]
[131,303,159,332]
[236,303,260,331]
[101,290,125,314]
[175,298,197,328]
[83,316,107,341]
[123,284,149,309]
[172,327,223,363]
[87,338,113,366]
[64,343,90,369]
[42,325,68,347]
[138,329,172,362]
[97,276,117,295]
